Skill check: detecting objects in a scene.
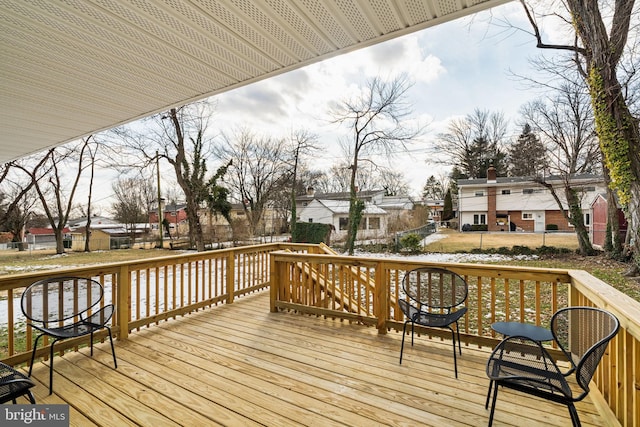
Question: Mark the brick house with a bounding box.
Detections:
[457,167,606,232]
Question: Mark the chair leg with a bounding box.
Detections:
[48,338,58,395]
[399,321,409,364]
[27,334,43,377]
[106,326,117,369]
[568,403,581,427]
[488,379,499,426]
[90,330,94,356]
[485,380,493,409]
[450,326,458,378]
[26,391,36,404]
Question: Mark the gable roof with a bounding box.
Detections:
[310,199,388,215]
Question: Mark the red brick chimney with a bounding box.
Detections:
[487,165,497,182]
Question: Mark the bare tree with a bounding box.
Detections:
[112,101,230,251]
[520,0,640,269]
[289,129,318,237]
[433,108,509,178]
[218,128,292,237]
[111,176,154,242]
[331,74,421,254]
[520,80,600,255]
[13,139,92,254]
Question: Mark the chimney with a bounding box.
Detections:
[487,165,497,183]
[306,186,315,196]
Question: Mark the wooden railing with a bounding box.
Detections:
[0,243,637,426]
[0,243,315,365]
[271,251,640,427]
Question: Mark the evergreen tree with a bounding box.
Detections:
[422,175,444,200]
[442,188,454,221]
[508,124,547,177]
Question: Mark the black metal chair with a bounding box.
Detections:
[21,276,117,395]
[485,306,619,426]
[398,267,468,378]
[0,362,36,404]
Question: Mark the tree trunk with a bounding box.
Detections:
[565,187,595,256]
[567,0,640,270]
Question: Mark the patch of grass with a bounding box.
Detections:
[424,229,579,253]
[0,248,177,276]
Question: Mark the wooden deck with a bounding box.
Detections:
[20,291,609,426]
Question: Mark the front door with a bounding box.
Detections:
[534,211,545,232]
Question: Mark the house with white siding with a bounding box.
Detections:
[457,167,605,232]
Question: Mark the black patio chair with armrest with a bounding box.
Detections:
[398,267,468,378]
[0,362,36,404]
[21,276,118,395]
[485,306,619,427]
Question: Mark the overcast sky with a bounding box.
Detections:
[88,1,568,211]
[205,1,558,199]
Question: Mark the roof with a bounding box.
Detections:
[313,199,388,215]
[297,189,386,202]
[27,227,72,235]
[1,0,509,163]
[457,174,604,187]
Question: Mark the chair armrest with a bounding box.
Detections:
[84,304,115,327]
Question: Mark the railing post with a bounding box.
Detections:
[117,265,130,340]
[375,261,388,334]
[226,251,235,304]
[270,253,279,312]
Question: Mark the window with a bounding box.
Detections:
[475,191,484,197]
[523,188,543,194]
[308,218,313,223]
[473,214,486,225]
[522,212,534,220]
[501,189,511,195]
[368,217,380,230]
[584,213,591,226]
[339,217,349,230]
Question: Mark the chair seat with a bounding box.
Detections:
[31,305,115,340]
[487,356,572,398]
[414,307,467,328]
[0,363,36,404]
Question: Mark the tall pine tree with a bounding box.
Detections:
[508,124,547,177]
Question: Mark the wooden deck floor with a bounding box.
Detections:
[20,291,608,426]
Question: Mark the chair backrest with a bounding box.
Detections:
[21,277,105,325]
[551,306,619,392]
[402,267,468,311]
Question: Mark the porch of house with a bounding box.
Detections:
[20,291,607,427]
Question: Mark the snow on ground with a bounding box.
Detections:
[355,231,537,263]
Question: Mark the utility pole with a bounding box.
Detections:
[156,151,163,249]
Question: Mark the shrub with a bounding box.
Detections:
[292,222,332,244]
[470,224,488,232]
[546,224,558,231]
[400,233,422,253]
[511,245,533,255]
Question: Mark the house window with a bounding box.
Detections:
[308,218,313,223]
[523,188,543,194]
[368,217,380,230]
[522,212,534,220]
[475,191,484,197]
[339,217,349,230]
[501,189,511,195]
[473,214,486,225]
[584,213,591,226]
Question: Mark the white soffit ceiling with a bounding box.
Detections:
[0,0,509,163]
